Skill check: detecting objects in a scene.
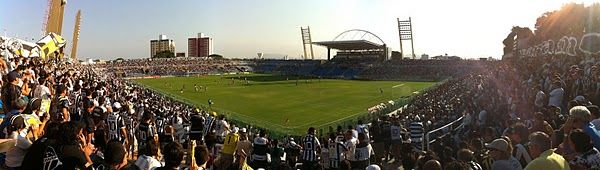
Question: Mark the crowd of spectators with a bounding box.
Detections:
[0,55,252,170]
[358,60,489,80]
[103,58,245,76]
[366,54,600,170]
[0,49,597,170]
[100,57,493,82]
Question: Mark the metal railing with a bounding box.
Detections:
[423,115,465,151]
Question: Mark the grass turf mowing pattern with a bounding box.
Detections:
[134,74,435,135]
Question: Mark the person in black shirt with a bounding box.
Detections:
[137,112,158,156]
[301,127,321,170]
[159,125,175,148]
[70,84,83,121]
[194,144,210,170]
[1,71,23,112]
[155,114,165,136]
[252,130,270,169]
[58,121,95,170]
[155,142,184,170]
[189,114,205,142]
[53,84,70,122]
[81,100,96,144]
[21,121,61,170]
[98,141,139,170]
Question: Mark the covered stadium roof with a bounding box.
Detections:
[313,29,386,50]
[313,40,385,50]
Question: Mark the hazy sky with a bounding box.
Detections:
[0,0,596,60]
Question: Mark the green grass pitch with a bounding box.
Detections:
[133,74,436,135]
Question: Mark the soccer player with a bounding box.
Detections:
[194,83,199,92]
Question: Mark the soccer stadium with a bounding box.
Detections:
[1,1,600,170]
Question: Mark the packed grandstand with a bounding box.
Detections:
[0,3,600,170]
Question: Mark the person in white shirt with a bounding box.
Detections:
[390,120,403,160]
[5,116,33,169]
[328,133,346,169]
[354,133,374,169]
[135,140,163,170]
[215,115,230,143]
[356,120,370,142]
[344,130,358,166]
[32,77,51,100]
[548,81,564,108]
[533,85,546,112]
[348,126,358,140]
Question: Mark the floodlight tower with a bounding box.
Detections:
[45,0,67,35]
[301,27,315,60]
[397,17,415,59]
[70,10,81,60]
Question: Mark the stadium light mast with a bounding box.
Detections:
[45,0,67,35]
[70,10,81,60]
[301,26,315,60]
[398,17,415,59]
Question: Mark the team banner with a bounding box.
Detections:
[37,32,66,60]
[518,32,600,57]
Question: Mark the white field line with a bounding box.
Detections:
[392,84,404,88]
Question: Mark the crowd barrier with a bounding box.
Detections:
[423,115,465,151]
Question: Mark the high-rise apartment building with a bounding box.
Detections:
[150,35,175,58]
[188,33,213,57]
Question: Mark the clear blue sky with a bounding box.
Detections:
[0,0,594,60]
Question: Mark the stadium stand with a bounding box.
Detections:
[0,51,594,169]
[1,5,600,169]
